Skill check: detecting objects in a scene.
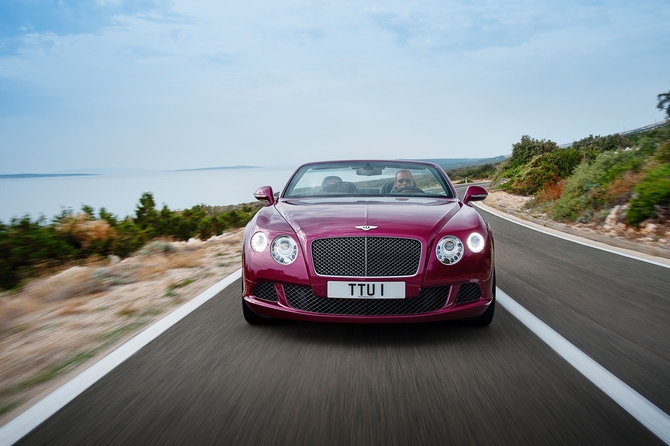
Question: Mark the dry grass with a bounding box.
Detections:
[131,250,204,281]
[536,181,565,202]
[55,214,116,248]
[22,266,107,302]
[0,229,245,426]
[607,170,647,205]
[0,294,40,324]
[53,297,91,316]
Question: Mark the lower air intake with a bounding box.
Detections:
[254,282,278,302]
[456,283,481,304]
[284,285,450,316]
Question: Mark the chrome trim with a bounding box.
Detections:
[355,225,378,231]
[310,236,423,278]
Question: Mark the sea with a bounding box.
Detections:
[0,167,297,223]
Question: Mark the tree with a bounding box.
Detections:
[508,135,558,169]
[658,86,670,118]
[134,192,159,231]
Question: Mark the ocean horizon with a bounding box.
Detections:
[0,167,296,223]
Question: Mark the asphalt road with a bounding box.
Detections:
[16,192,670,445]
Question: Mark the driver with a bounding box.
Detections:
[322,176,344,193]
[393,169,422,193]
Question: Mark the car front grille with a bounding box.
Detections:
[254,281,278,302]
[284,285,450,316]
[456,283,481,304]
[311,237,421,277]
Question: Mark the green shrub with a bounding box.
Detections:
[138,240,177,256]
[507,136,559,170]
[634,122,670,156]
[0,192,261,291]
[626,163,670,226]
[446,163,499,181]
[570,134,631,160]
[495,148,582,195]
[654,140,670,163]
[0,216,78,289]
[112,220,148,258]
[550,150,645,222]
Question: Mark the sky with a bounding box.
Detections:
[0,0,669,173]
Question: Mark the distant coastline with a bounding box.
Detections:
[0,173,99,179]
[0,166,260,178]
[170,165,258,172]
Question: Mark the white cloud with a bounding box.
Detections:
[0,0,668,172]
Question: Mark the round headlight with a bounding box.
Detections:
[250,231,268,252]
[436,235,463,265]
[467,232,485,253]
[271,235,298,265]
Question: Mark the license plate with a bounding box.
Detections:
[327,281,405,299]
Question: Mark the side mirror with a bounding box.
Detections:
[463,185,488,205]
[254,186,275,205]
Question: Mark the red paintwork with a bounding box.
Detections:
[242,160,495,323]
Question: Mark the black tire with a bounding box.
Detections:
[471,297,495,326]
[242,280,272,325]
[471,271,496,327]
[242,297,268,324]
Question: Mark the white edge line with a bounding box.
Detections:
[0,269,243,446]
[474,202,670,269]
[497,289,670,444]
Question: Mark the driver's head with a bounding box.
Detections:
[322,176,343,193]
[394,170,414,189]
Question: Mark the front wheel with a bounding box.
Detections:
[244,298,272,324]
[471,271,495,327]
[242,280,272,324]
[471,297,495,326]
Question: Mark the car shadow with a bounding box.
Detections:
[248,318,498,348]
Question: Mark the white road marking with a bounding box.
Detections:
[0,270,243,446]
[498,289,670,445]
[475,202,670,269]
[3,263,669,445]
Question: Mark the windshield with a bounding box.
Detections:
[283,162,455,199]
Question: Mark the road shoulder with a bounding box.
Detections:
[475,200,670,267]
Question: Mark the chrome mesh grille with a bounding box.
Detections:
[311,237,421,277]
[254,281,278,302]
[284,285,450,316]
[456,283,481,304]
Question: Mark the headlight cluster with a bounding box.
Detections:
[467,232,485,253]
[435,232,485,265]
[436,236,463,265]
[250,232,299,265]
[250,232,268,252]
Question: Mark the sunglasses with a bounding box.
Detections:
[396,178,414,184]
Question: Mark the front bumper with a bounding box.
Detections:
[243,279,493,324]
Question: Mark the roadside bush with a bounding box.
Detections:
[654,140,670,163]
[138,240,178,256]
[0,216,77,289]
[507,136,559,169]
[492,136,560,192]
[550,150,646,222]
[496,148,582,195]
[607,170,647,206]
[626,163,670,226]
[633,122,670,156]
[0,193,261,291]
[535,181,565,203]
[570,134,631,161]
[446,163,499,182]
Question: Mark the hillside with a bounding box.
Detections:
[490,120,670,248]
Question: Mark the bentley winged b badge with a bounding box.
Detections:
[355,225,378,231]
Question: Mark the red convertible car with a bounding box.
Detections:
[242,160,495,325]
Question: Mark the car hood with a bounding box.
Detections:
[276,198,462,240]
